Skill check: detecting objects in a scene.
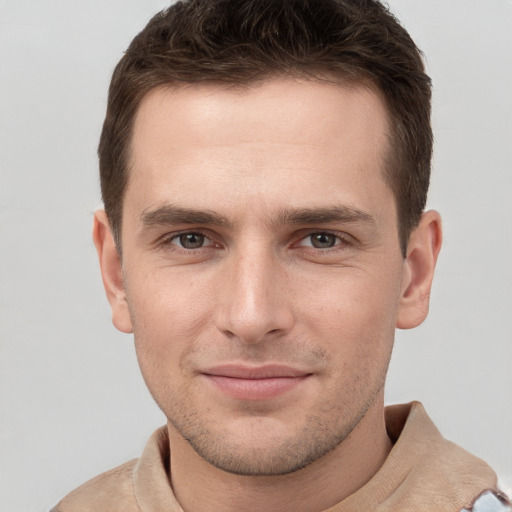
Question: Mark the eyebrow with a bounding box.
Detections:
[140,205,232,228]
[276,206,376,227]
[139,204,377,229]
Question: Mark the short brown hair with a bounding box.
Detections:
[99,0,432,255]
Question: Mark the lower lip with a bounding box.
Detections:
[204,375,309,401]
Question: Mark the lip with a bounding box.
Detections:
[202,364,311,401]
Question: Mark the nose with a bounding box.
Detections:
[215,248,295,344]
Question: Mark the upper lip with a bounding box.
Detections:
[202,364,310,379]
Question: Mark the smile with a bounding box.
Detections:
[202,365,311,401]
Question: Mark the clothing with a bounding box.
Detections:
[52,402,510,512]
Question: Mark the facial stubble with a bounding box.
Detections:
[138,340,390,477]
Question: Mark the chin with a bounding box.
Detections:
[171,412,357,477]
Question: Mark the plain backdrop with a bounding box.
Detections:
[1,1,511,510]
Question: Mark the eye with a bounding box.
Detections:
[170,232,210,249]
[299,232,343,249]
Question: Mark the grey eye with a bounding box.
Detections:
[309,233,338,248]
[177,233,206,249]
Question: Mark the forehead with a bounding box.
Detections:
[131,78,390,155]
[126,78,393,222]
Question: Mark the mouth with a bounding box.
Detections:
[201,364,312,401]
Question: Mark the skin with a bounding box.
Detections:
[94,79,442,512]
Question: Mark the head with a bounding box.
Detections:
[99,0,433,257]
[93,0,442,480]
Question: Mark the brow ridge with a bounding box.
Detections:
[276,206,376,226]
[140,205,232,228]
[139,204,376,229]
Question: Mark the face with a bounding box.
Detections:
[111,79,411,475]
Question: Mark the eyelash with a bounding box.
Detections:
[159,230,353,253]
[161,231,216,251]
[297,232,351,250]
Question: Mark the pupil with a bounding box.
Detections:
[180,233,204,249]
[312,233,335,248]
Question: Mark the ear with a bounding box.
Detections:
[92,210,133,333]
[396,210,442,329]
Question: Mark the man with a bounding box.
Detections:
[52,0,510,511]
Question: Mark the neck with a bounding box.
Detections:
[167,398,392,512]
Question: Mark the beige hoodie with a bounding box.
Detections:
[52,402,507,512]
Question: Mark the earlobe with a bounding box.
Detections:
[396,210,442,329]
[92,210,133,334]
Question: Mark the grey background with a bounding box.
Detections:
[1,1,511,510]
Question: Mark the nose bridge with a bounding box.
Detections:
[216,241,293,343]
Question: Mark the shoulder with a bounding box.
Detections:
[50,459,140,512]
[381,402,507,511]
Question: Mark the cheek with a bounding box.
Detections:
[125,269,214,377]
[127,264,213,329]
[299,267,401,361]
